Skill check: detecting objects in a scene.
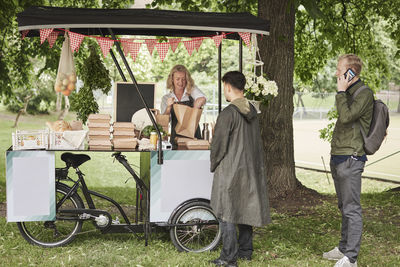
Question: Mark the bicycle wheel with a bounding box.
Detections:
[169,201,221,252]
[17,183,84,247]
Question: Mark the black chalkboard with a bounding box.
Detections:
[114,82,155,122]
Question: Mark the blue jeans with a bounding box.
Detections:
[330,157,364,263]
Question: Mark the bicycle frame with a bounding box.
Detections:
[56,153,151,241]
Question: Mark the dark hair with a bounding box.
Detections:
[222,71,246,91]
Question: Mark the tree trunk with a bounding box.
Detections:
[58,95,70,120]
[13,95,31,128]
[56,92,62,112]
[258,0,298,198]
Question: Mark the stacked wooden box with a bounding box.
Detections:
[112,122,137,150]
[88,114,112,150]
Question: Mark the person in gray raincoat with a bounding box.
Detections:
[209,71,271,267]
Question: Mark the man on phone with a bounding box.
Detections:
[323,54,374,267]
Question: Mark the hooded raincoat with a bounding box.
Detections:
[210,98,271,227]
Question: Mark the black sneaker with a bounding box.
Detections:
[209,258,228,266]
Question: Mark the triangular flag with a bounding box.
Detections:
[120,38,131,56]
[238,32,251,47]
[47,31,60,48]
[129,42,142,62]
[193,37,204,51]
[40,28,53,44]
[96,37,114,58]
[183,40,196,56]
[212,34,225,48]
[169,38,181,52]
[21,30,29,40]
[155,42,170,62]
[145,39,156,55]
[69,31,85,52]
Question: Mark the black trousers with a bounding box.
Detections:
[219,220,253,263]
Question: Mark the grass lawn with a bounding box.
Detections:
[0,109,399,266]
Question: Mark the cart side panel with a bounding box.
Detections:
[6,150,55,222]
[150,150,213,222]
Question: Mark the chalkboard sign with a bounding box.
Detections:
[114,82,155,122]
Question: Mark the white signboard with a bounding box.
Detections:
[6,151,55,222]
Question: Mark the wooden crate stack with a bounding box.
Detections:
[88,114,112,150]
[112,122,137,150]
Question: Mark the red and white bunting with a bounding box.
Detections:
[169,38,181,52]
[96,37,114,58]
[193,37,204,51]
[21,30,29,40]
[40,28,53,44]
[120,38,131,56]
[145,39,156,55]
[129,42,142,62]
[238,32,251,47]
[212,34,225,48]
[47,31,60,48]
[155,42,170,62]
[183,40,196,56]
[69,31,85,52]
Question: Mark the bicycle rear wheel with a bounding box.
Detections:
[169,201,221,252]
[17,183,84,247]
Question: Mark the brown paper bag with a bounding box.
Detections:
[151,109,170,133]
[173,104,202,138]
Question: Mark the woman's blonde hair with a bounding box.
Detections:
[166,65,195,93]
[338,54,363,76]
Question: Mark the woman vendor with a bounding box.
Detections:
[160,65,206,148]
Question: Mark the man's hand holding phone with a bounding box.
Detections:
[337,68,355,92]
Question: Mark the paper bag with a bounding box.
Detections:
[173,104,202,138]
[151,109,170,133]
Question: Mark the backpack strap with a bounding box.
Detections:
[351,85,370,139]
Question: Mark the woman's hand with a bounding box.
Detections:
[167,97,175,107]
[193,97,206,109]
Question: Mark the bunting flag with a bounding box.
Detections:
[40,28,53,44]
[129,42,142,62]
[21,30,29,40]
[183,40,196,56]
[120,38,132,56]
[145,39,156,55]
[155,42,170,62]
[238,32,251,47]
[169,38,181,52]
[96,37,115,58]
[212,34,225,48]
[193,37,204,51]
[69,31,85,52]
[47,31,60,48]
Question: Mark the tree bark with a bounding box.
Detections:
[258,0,298,198]
[13,95,31,128]
[58,95,70,120]
[56,92,62,112]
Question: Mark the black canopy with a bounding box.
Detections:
[17,6,269,38]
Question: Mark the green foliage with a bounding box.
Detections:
[319,108,338,142]
[141,124,167,138]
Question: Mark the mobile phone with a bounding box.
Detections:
[344,68,355,81]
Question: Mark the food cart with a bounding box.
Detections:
[6,6,269,252]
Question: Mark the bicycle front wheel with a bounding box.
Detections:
[17,183,84,247]
[170,201,221,252]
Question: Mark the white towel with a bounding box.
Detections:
[62,130,88,148]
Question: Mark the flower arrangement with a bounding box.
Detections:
[245,73,278,106]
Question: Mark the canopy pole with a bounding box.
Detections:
[239,39,243,72]
[107,28,163,165]
[100,30,127,81]
[218,42,222,113]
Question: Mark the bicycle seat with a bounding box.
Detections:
[61,152,91,168]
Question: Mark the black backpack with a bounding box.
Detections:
[352,85,390,155]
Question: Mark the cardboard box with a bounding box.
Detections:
[113,138,138,149]
[89,145,112,151]
[113,122,135,131]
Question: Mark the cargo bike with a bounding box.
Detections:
[9,6,270,252]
